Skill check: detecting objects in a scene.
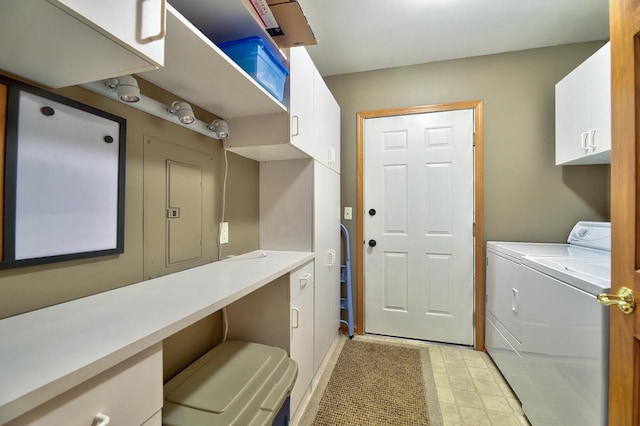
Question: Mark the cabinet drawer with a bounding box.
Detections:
[290,260,314,300]
[8,343,162,426]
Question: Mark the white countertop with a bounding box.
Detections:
[0,249,314,423]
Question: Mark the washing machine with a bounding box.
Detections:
[485,221,610,426]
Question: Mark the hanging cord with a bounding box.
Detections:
[221,306,229,343]
[218,141,229,262]
[218,140,230,342]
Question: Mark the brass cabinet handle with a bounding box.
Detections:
[597,286,635,314]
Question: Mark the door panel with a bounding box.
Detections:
[426,163,453,233]
[364,109,474,345]
[384,165,408,231]
[383,252,408,311]
[425,254,453,313]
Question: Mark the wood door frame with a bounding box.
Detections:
[609,0,640,423]
[355,100,485,350]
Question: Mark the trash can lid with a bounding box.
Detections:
[164,340,297,423]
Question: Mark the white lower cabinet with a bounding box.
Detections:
[312,163,341,373]
[7,343,163,426]
[260,159,341,414]
[289,261,315,415]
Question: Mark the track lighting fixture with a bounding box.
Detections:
[105,75,140,103]
[167,101,195,125]
[207,119,230,139]
[83,80,228,141]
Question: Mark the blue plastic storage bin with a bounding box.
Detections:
[219,36,289,102]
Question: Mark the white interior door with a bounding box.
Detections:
[364,109,475,345]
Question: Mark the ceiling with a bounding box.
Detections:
[296,0,609,77]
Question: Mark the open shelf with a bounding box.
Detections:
[140,4,287,119]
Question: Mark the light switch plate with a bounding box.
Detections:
[344,207,352,220]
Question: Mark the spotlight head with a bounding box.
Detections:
[207,119,229,139]
[105,75,140,103]
[168,101,195,125]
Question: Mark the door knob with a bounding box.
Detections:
[369,209,376,216]
[597,286,635,314]
[368,239,377,247]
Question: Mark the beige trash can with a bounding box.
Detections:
[163,340,297,426]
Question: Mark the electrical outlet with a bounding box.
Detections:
[219,222,229,244]
[344,207,353,220]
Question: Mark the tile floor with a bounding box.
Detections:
[428,343,530,425]
[348,335,530,426]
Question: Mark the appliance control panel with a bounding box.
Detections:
[567,221,611,251]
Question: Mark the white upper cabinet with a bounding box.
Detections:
[289,47,316,158]
[555,42,611,165]
[225,47,317,161]
[0,0,165,88]
[313,66,341,173]
[50,0,165,66]
[226,47,341,166]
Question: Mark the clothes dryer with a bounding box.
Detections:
[486,221,610,426]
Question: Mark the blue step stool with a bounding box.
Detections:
[340,224,354,338]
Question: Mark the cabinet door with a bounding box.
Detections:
[50,0,165,67]
[0,2,163,88]
[587,42,611,157]
[313,163,341,373]
[555,61,590,165]
[289,47,315,157]
[313,68,341,174]
[555,42,611,165]
[290,269,314,416]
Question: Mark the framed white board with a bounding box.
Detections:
[2,76,126,269]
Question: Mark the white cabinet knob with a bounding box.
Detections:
[328,250,336,266]
[581,132,589,150]
[588,129,597,148]
[94,413,110,426]
[328,147,336,164]
[291,115,300,136]
[300,273,312,289]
